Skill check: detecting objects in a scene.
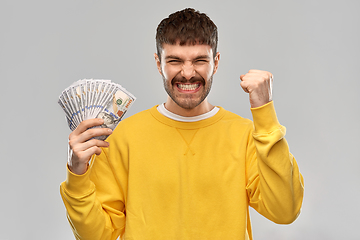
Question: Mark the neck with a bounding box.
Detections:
[164,97,214,117]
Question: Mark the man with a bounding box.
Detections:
[61,8,304,240]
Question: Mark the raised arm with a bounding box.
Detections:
[241,70,304,223]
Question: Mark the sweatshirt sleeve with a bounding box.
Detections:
[60,149,126,240]
[245,101,304,224]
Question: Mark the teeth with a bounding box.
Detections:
[177,83,200,91]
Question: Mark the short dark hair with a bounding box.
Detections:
[156,8,218,59]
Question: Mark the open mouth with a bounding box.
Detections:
[175,82,201,92]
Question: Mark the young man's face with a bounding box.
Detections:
[155,42,220,111]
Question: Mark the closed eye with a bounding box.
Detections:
[194,59,209,64]
[167,59,182,64]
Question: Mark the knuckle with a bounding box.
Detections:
[69,132,74,140]
[88,129,96,137]
[80,119,92,129]
[68,139,75,148]
[72,144,81,152]
[80,120,88,126]
[89,138,98,146]
[76,122,84,130]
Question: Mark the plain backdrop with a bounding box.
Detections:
[1,0,359,239]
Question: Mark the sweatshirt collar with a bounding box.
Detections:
[150,105,226,129]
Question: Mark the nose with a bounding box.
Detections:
[181,62,195,80]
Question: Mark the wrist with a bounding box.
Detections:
[250,100,271,108]
[68,161,88,175]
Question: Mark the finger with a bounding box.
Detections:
[242,73,272,85]
[70,118,105,138]
[69,127,112,150]
[248,69,273,79]
[82,146,103,158]
[241,72,264,79]
[241,73,261,81]
[75,146,103,163]
[240,80,249,93]
[72,138,110,153]
[71,140,108,162]
[75,127,113,144]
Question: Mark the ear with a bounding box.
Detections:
[213,52,220,74]
[154,53,162,75]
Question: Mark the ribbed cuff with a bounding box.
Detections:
[64,163,94,196]
[250,101,280,133]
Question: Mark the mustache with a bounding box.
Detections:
[171,73,205,85]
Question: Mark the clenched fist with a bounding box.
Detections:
[240,69,273,108]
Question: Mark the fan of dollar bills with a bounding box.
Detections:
[58,79,136,140]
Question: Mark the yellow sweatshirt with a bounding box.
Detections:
[60,102,304,240]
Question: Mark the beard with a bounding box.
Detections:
[162,72,213,110]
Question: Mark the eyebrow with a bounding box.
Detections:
[165,55,211,60]
[165,55,182,60]
[194,55,211,60]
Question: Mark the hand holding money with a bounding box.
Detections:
[58,79,136,174]
[68,118,112,175]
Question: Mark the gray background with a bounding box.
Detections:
[0,0,359,239]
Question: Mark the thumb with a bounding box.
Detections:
[240,79,249,93]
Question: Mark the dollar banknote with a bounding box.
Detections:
[58,79,136,140]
